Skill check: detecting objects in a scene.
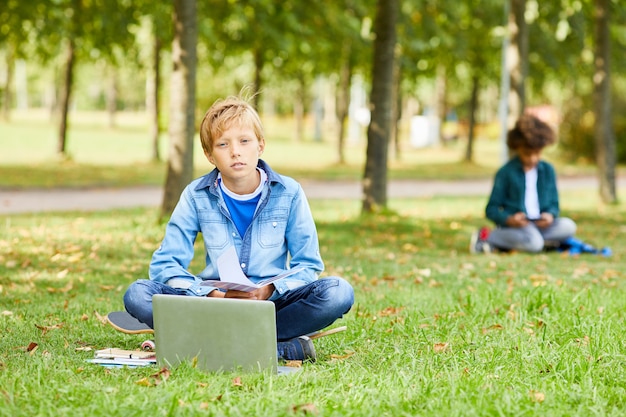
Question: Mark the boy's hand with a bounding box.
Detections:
[506,212,529,228]
[533,213,554,229]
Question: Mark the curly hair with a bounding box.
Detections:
[506,114,556,150]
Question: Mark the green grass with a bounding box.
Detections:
[2,194,626,416]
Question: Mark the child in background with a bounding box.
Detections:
[123,94,354,362]
[471,114,577,253]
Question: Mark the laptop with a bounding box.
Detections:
[153,294,283,374]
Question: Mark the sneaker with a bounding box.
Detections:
[277,336,316,362]
[470,227,492,254]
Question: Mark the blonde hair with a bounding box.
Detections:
[199,95,264,156]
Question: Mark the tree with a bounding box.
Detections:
[593,0,616,203]
[508,0,527,123]
[362,0,398,213]
[160,0,198,219]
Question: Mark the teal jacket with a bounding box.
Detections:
[485,156,560,226]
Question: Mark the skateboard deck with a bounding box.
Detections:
[308,325,347,340]
[107,311,154,335]
[107,311,346,340]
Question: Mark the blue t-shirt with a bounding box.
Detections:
[219,168,267,238]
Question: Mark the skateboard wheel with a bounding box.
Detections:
[141,340,155,351]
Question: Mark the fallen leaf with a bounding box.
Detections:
[75,346,93,352]
[378,306,404,317]
[135,377,152,387]
[26,342,38,352]
[481,324,504,335]
[35,323,64,335]
[284,360,302,368]
[330,351,355,360]
[529,390,545,403]
[46,281,73,293]
[135,367,171,387]
[433,342,449,353]
[232,376,243,387]
[575,336,590,346]
[56,269,69,279]
[1,311,12,316]
[291,403,319,415]
[80,314,89,321]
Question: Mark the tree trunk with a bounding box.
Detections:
[106,65,117,129]
[465,74,480,162]
[507,0,527,125]
[390,56,402,161]
[56,39,76,157]
[362,0,398,213]
[335,45,352,165]
[147,31,162,162]
[160,0,198,219]
[294,75,305,142]
[1,46,14,121]
[593,0,616,203]
[435,63,446,146]
[252,47,263,111]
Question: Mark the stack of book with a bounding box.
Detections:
[87,348,157,368]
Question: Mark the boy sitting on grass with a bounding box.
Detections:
[471,114,577,253]
[123,94,354,362]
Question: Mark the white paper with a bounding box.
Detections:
[201,246,304,292]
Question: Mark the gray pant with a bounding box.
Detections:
[487,217,577,253]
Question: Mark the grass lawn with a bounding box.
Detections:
[1,192,626,416]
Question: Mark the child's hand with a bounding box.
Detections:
[506,212,529,228]
[533,213,554,229]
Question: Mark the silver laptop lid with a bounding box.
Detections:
[153,294,278,373]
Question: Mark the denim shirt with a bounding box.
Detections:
[485,156,560,226]
[149,160,323,300]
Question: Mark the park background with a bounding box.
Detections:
[2,1,626,416]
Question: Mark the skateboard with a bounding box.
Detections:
[308,325,347,340]
[107,311,155,350]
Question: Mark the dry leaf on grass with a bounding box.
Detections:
[330,351,355,360]
[481,324,504,334]
[378,306,404,317]
[35,323,64,335]
[46,281,73,293]
[232,376,243,387]
[136,367,171,387]
[290,403,319,415]
[529,390,545,403]
[433,342,450,353]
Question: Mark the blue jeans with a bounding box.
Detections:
[123,277,354,341]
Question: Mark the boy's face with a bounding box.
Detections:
[516,147,542,171]
[205,124,265,192]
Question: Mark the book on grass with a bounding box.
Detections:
[200,246,304,292]
[87,358,155,367]
[88,348,156,368]
[95,348,156,360]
